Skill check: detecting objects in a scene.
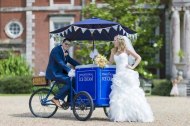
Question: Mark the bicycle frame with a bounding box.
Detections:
[41,78,77,108]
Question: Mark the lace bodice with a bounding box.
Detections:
[114,53,128,72]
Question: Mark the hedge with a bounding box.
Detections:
[0,76,33,94]
[151,79,172,96]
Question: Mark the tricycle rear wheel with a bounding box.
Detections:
[73,91,94,121]
[103,107,109,117]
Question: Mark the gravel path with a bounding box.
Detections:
[0,96,190,126]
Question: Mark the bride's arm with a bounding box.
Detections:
[126,49,141,69]
[109,48,114,65]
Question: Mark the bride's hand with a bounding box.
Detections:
[126,64,134,70]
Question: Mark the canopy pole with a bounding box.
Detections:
[91,33,95,64]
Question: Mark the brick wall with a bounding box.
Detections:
[0,0,26,7]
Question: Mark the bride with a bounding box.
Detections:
[108,35,154,122]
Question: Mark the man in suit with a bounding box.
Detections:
[46,38,80,107]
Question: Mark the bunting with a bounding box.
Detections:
[89,29,95,34]
[74,26,79,31]
[49,25,137,40]
[105,27,110,33]
[112,25,118,31]
[97,29,102,34]
[81,28,87,33]
[68,26,72,32]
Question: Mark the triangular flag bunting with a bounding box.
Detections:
[112,25,118,31]
[97,29,102,34]
[89,29,95,34]
[68,26,72,32]
[74,26,79,31]
[122,30,126,35]
[105,27,110,33]
[64,29,68,35]
[81,28,87,33]
[119,25,122,31]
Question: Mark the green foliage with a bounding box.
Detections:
[82,0,163,79]
[178,49,184,61]
[0,52,32,78]
[151,79,172,96]
[0,75,33,94]
[75,41,113,64]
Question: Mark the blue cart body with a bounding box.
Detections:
[75,65,116,107]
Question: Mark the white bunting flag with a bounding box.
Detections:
[89,29,95,34]
[119,25,122,31]
[81,28,87,33]
[112,25,118,31]
[105,27,110,33]
[64,29,69,35]
[122,30,126,35]
[74,26,79,31]
[68,26,72,32]
[97,29,102,34]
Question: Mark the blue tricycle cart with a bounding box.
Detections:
[29,64,115,121]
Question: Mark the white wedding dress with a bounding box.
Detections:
[108,52,154,122]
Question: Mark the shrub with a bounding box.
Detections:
[0,52,32,77]
[151,79,172,96]
[0,76,33,94]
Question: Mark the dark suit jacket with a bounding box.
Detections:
[46,45,80,83]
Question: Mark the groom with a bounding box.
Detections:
[46,38,80,107]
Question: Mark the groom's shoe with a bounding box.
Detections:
[51,98,62,108]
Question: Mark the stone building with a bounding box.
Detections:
[164,0,190,96]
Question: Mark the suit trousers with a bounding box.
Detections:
[54,77,73,100]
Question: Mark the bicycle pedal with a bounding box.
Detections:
[61,102,69,110]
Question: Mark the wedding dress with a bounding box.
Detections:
[108,52,154,122]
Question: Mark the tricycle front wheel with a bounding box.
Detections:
[73,91,94,121]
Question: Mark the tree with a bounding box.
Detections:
[76,0,163,79]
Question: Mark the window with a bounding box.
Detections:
[50,0,74,6]
[54,22,70,30]
[54,0,71,4]
[4,20,24,39]
[49,16,74,51]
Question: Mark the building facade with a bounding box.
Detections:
[1,0,190,82]
[0,0,93,75]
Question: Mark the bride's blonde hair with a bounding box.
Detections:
[113,35,127,54]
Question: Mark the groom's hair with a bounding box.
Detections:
[62,38,71,43]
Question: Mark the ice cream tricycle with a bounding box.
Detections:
[29,64,115,121]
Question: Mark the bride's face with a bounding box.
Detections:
[113,36,119,47]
